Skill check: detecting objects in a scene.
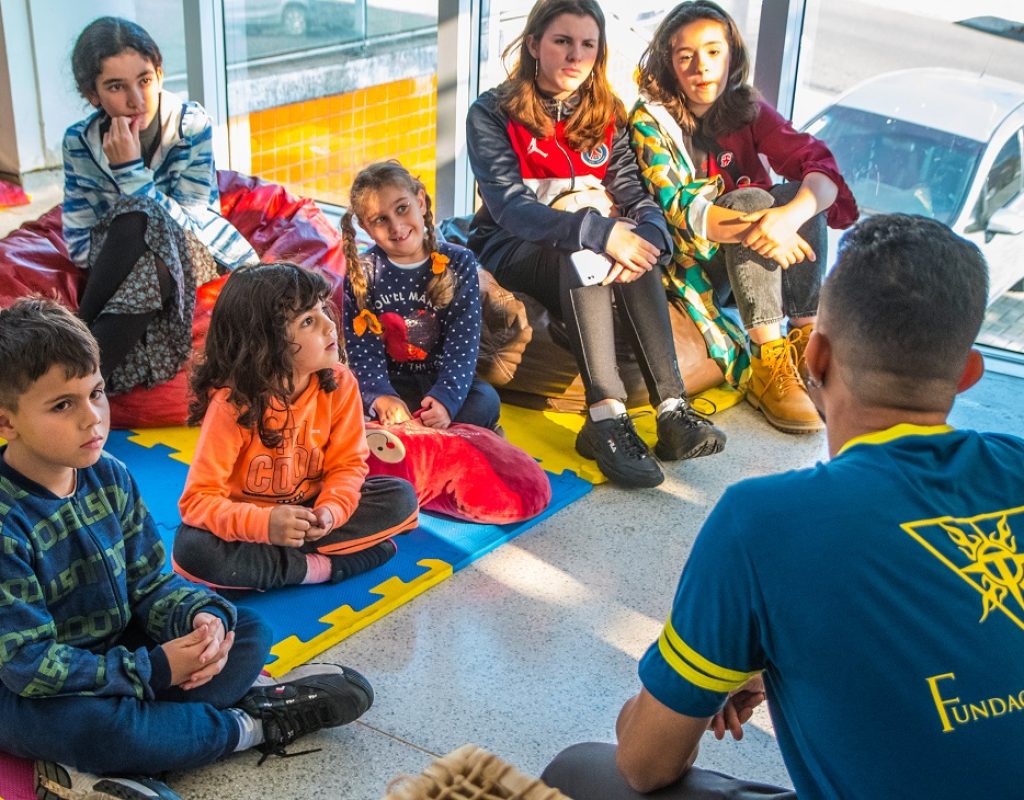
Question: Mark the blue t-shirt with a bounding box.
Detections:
[342,241,482,418]
[640,424,1024,799]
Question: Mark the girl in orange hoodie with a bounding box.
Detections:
[173,262,418,590]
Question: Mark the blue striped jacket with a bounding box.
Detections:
[62,91,258,270]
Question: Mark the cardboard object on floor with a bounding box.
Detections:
[383,744,569,800]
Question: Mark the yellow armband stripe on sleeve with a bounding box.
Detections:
[657,617,760,693]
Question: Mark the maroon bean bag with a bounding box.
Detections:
[0,171,346,428]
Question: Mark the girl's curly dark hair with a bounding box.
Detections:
[188,262,339,447]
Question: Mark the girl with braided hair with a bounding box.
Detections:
[341,161,501,430]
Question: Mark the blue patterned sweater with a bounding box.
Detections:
[62,90,257,269]
[342,242,483,418]
[0,451,235,700]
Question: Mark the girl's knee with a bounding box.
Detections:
[716,187,774,212]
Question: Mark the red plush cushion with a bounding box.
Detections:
[365,423,551,524]
[0,172,346,428]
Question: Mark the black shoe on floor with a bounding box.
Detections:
[654,399,727,461]
[239,664,374,763]
[329,539,397,583]
[35,761,180,799]
[575,413,664,488]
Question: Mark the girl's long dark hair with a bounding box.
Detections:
[188,262,338,447]
[71,16,162,99]
[636,1,757,139]
[498,0,624,152]
[341,160,454,312]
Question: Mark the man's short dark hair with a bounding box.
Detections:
[824,214,988,385]
[0,298,100,410]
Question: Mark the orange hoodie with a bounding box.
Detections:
[179,364,369,542]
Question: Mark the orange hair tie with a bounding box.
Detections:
[352,309,382,336]
[430,251,449,275]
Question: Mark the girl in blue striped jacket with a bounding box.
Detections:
[63,17,257,395]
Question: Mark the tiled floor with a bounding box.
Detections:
[166,371,1023,800]
[3,175,1024,799]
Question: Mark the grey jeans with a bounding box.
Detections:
[703,182,826,330]
[541,742,797,799]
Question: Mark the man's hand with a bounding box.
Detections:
[373,395,414,426]
[418,396,451,429]
[306,507,335,542]
[268,505,318,547]
[708,673,766,741]
[103,115,143,165]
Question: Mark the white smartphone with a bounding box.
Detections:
[570,249,613,286]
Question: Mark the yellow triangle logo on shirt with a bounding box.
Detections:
[902,505,1024,631]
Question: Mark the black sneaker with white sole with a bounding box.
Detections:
[238,664,374,763]
[35,761,180,800]
[654,399,727,461]
[575,413,664,488]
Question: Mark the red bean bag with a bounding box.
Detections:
[365,423,551,524]
[0,171,346,428]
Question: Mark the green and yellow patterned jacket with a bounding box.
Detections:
[629,99,750,388]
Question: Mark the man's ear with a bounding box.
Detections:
[956,348,984,394]
[804,329,830,386]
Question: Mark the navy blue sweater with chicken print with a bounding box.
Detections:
[342,241,483,419]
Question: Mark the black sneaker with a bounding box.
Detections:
[654,399,727,461]
[329,539,397,583]
[35,761,180,799]
[238,664,374,763]
[575,413,664,488]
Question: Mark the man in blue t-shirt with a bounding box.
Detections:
[542,214,1024,799]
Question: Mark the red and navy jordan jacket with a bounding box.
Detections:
[466,87,671,268]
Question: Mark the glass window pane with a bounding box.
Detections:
[223,0,439,207]
[794,0,1024,355]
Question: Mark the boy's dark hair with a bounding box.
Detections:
[825,214,988,389]
[636,0,758,139]
[188,263,338,447]
[71,17,163,99]
[498,0,625,152]
[0,298,100,410]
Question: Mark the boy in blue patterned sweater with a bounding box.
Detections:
[0,299,374,800]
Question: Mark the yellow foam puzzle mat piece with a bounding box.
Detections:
[498,383,743,485]
[265,558,453,677]
[126,426,201,465]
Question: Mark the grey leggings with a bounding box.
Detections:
[542,742,796,799]
[703,182,826,330]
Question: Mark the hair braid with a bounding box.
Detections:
[422,194,455,310]
[341,210,370,311]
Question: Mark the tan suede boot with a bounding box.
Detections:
[745,337,824,433]
[787,323,815,382]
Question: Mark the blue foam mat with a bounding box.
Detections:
[104,430,591,672]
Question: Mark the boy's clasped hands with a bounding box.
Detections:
[161,611,236,691]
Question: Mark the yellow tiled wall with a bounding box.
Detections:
[245,74,437,208]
